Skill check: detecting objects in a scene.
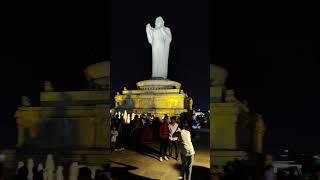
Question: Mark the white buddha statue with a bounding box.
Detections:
[146,16,172,79]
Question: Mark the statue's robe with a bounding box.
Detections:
[147,26,171,79]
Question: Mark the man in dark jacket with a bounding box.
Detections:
[159,116,169,162]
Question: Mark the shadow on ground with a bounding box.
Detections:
[136,143,160,160]
[126,142,160,161]
[173,164,211,180]
[111,161,157,180]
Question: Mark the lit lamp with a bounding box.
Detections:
[127,114,131,124]
[123,110,128,124]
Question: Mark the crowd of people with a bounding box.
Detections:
[110,112,196,180]
[110,113,196,151]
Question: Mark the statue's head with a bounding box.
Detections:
[155,16,164,28]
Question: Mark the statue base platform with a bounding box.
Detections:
[136,79,181,90]
[115,78,191,117]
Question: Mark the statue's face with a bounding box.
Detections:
[155,17,164,28]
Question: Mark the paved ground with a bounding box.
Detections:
[110,128,211,180]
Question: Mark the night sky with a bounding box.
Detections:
[0,0,319,154]
[0,1,109,147]
[110,0,210,111]
[212,1,320,153]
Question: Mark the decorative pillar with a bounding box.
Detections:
[254,114,265,153]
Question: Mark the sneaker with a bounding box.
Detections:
[164,156,169,161]
[159,157,163,162]
[178,176,183,180]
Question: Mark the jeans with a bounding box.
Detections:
[116,135,124,149]
[169,140,178,157]
[160,139,169,157]
[181,154,194,180]
[111,142,116,150]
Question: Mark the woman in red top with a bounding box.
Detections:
[159,117,170,162]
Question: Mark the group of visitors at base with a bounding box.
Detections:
[159,116,195,180]
[110,113,196,180]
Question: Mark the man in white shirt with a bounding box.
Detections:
[169,116,179,160]
[173,123,195,180]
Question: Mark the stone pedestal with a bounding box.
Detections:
[136,79,181,89]
[115,79,190,117]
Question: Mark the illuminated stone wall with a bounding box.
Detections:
[115,87,191,117]
[2,62,111,171]
[14,61,111,150]
[15,104,109,148]
[210,64,265,168]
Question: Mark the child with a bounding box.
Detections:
[111,126,118,151]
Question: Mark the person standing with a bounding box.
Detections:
[130,115,141,148]
[185,121,196,139]
[116,121,125,151]
[110,126,118,151]
[152,117,160,140]
[159,116,170,162]
[169,116,179,160]
[174,123,195,180]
